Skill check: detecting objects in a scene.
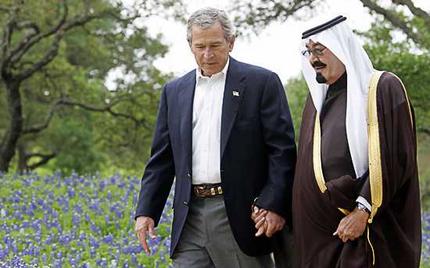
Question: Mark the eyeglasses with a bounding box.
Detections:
[302,46,327,58]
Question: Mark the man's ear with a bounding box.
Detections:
[228,37,235,52]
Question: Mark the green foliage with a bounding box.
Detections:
[231,0,430,53]
[43,115,104,174]
[360,0,430,51]
[0,0,180,173]
[361,20,430,138]
[418,134,430,210]
[285,76,308,140]
[230,0,322,35]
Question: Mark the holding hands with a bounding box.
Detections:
[251,206,285,237]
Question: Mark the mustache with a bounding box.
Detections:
[311,60,327,68]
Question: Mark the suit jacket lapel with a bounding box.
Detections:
[177,71,196,172]
[221,58,246,157]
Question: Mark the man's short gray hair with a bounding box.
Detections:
[187,7,236,45]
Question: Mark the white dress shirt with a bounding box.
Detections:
[357,196,371,211]
[191,59,229,185]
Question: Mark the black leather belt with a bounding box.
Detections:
[192,183,223,198]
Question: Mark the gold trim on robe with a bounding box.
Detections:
[313,113,349,215]
[312,71,413,219]
[312,114,328,193]
[367,70,384,223]
[367,71,414,223]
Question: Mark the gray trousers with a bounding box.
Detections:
[172,195,274,268]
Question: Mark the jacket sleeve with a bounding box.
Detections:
[135,85,175,225]
[255,72,297,220]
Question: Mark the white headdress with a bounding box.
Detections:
[301,16,374,178]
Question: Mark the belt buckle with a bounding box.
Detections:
[193,184,222,198]
[195,186,204,197]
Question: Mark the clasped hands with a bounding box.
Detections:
[137,206,369,254]
[251,206,369,242]
[251,206,285,237]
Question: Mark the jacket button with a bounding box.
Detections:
[183,201,188,206]
[186,172,191,178]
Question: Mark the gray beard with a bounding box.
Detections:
[316,72,327,83]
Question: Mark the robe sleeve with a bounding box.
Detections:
[362,72,417,213]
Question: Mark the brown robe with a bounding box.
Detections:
[292,72,421,267]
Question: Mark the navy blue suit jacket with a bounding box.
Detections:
[135,57,297,257]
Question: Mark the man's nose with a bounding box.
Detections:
[309,52,319,62]
[309,55,323,67]
[203,48,214,58]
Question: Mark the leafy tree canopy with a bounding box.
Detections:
[0,0,185,173]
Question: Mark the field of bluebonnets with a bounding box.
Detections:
[0,172,173,267]
[0,172,429,267]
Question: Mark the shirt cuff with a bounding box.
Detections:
[356,196,371,211]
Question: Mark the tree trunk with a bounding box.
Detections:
[0,81,23,172]
[17,143,28,172]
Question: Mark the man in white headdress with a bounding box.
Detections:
[291,15,421,267]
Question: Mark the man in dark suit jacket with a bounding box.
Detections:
[135,7,296,267]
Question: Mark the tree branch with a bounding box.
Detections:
[5,1,68,67]
[27,152,57,170]
[359,0,422,44]
[15,21,40,35]
[8,4,126,82]
[0,4,19,73]
[393,0,430,26]
[13,32,64,82]
[58,98,151,129]
[232,0,319,33]
[22,99,62,134]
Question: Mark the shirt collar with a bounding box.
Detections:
[195,57,230,81]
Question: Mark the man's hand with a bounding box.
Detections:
[252,206,268,237]
[135,216,157,254]
[334,207,369,243]
[251,206,285,237]
[264,211,285,237]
